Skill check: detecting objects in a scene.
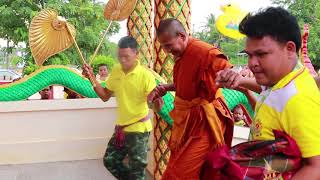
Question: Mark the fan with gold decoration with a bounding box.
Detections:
[89,0,138,64]
[29,9,96,86]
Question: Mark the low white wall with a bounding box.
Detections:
[0,98,117,165]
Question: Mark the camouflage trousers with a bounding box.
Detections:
[103,131,150,180]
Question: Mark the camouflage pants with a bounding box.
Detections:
[103,131,150,180]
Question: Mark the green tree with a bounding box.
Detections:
[193,14,222,45]
[0,0,120,73]
[220,40,246,66]
[272,0,320,67]
[91,55,117,75]
[193,14,246,65]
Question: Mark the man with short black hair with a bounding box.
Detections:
[83,36,156,180]
[215,7,320,179]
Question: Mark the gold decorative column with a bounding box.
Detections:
[153,0,191,179]
[153,0,191,82]
[127,0,154,67]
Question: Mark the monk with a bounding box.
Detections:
[147,18,233,179]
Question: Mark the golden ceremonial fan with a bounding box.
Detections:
[29,9,76,66]
[89,0,138,64]
[29,9,96,86]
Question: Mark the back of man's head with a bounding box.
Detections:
[239,7,301,53]
[118,36,138,51]
[157,18,187,37]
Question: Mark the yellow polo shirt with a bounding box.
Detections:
[251,67,320,158]
[106,61,156,132]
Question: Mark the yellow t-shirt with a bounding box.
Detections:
[251,67,320,158]
[106,61,156,133]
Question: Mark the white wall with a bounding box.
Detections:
[0,98,117,165]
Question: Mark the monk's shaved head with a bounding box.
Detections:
[157,18,187,37]
[156,18,189,58]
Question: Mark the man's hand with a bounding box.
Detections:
[240,68,254,78]
[82,63,94,79]
[216,69,243,89]
[147,84,168,103]
[150,97,164,112]
[147,84,169,112]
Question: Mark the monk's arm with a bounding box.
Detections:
[216,69,262,93]
[315,76,320,89]
[162,83,176,92]
[292,156,320,180]
[147,83,175,105]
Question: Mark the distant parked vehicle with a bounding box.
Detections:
[0,69,21,85]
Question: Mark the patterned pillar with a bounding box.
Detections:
[153,0,191,179]
[153,114,171,179]
[154,0,191,82]
[127,0,154,67]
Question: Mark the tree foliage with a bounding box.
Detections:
[91,54,117,74]
[272,0,320,67]
[0,0,120,73]
[193,14,222,45]
[193,14,246,66]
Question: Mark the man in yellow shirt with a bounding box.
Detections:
[215,7,320,179]
[82,36,156,180]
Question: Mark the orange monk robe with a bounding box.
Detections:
[161,38,234,180]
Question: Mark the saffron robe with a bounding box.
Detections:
[161,38,233,179]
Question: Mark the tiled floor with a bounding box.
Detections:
[0,159,156,180]
[0,159,153,180]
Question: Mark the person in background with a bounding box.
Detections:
[232,105,247,126]
[39,86,53,100]
[97,64,109,82]
[64,87,83,99]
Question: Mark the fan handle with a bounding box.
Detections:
[66,25,97,87]
[89,20,113,65]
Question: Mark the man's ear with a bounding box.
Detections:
[286,41,297,56]
[178,32,187,41]
[135,49,139,56]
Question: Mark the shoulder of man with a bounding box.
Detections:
[266,71,319,113]
[139,66,155,78]
[109,64,121,75]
